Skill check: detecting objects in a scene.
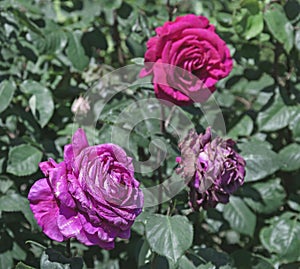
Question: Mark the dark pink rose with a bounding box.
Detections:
[140,14,233,106]
[28,129,143,249]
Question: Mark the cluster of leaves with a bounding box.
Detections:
[0,0,300,268]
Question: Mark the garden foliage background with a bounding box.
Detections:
[0,0,300,268]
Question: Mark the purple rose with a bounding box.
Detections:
[28,129,143,249]
[176,127,245,210]
[140,14,233,106]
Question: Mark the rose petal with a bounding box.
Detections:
[28,178,65,242]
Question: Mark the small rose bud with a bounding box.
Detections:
[71,96,90,116]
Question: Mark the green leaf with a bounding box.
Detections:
[0,177,14,194]
[0,192,37,228]
[45,31,68,54]
[228,115,253,139]
[102,0,122,10]
[11,242,26,261]
[215,91,235,108]
[131,211,152,236]
[131,57,144,66]
[223,196,256,237]
[145,214,193,263]
[287,194,300,212]
[289,108,300,142]
[244,13,264,40]
[231,250,274,269]
[7,144,42,176]
[257,92,294,132]
[295,29,300,52]
[240,0,260,14]
[195,248,231,267]
[279,143,300,171]
[248,73,274,95]
[16,262,36,269]
[40,251,69,269]
[66,31,89,71]
[197,263,216,269]
[239,141,281,181]
[126,36,146,57]
[244,178,286,214]
[264,3,294,53]
[0,80,16,113]
[178,256,197,269]
[233,0,263,40]
[12,8,44,36]
[0,252,13,269]
[20,80,54,127]
[137,240,150,267]
[260,212,300,263]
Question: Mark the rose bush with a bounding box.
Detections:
[176,127,245,209]
[140,14,233,106]
[28,129,143,249]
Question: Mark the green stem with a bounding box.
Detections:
[157,106,166,213]
[66,239,71,258]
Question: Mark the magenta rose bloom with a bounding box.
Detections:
[140,14,233,106]
[176,127,245,210]
[28,129,143,249]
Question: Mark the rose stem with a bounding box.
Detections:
[166,0,174,21]
[157,106,166,213]
[66,239,71,258]
[112,10,124,65]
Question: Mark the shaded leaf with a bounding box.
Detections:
[145,214,193,263]
[7,144,42,176]
[40,251,68,269]
[239,141,281,181]
[16,262,36,269]
[223,196,256,237]
[228,115,253,138]
[0,192,37,228]
[0,80,16,113]
[0,252,13,269]
[279,143,300,172]
[244,178,286,214]
[257,92,294,132]
[289,108,300,142]
[20,80,54,127]
[195,248,232,267]
[178,255,197,269]
[197,263,216,269]
[0,177,14,194]
[260,212,300,263]
[264,3,294,52]
[66,31,89,71]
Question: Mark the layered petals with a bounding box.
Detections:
[177,127,245,210]
[140,14,233,106]
[28,178,65,242]
[28,128,143,249]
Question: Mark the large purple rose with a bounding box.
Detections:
[176,127,245,210]
[140,14,233,106]
[28,129,143,249]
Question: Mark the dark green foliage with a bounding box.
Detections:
[0,0,299,268]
